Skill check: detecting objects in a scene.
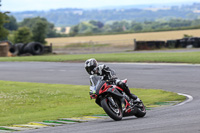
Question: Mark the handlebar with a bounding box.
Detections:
[106,78,116,84]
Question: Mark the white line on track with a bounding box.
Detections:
[106,62,200,66]
[176,93,193,106]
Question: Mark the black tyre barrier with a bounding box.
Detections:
[179,39,188,48]
[15,43,25,55]
[187,37,200,48]
[9,45,19,56]
[9,42,44,55]
[23,42,44,55]
[166,40,176,48]
[167,37,200,48]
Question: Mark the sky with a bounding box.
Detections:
[1,0,200,12]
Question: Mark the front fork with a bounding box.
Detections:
[107,96,117,108]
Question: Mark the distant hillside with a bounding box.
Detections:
[10,3,200,26]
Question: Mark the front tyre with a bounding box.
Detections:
[101,97,122,121]
[135,101,146,118]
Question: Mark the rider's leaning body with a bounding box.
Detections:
[85,58,140,103]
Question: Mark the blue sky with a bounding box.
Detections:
[1,0,200,11]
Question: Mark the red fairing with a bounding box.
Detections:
[99,84,124,95]
[125,99,130,108]
[90,94,97,99]
[114,85,124,92]
[99,83,110,94]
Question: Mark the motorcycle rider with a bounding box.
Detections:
[85,58,141,103]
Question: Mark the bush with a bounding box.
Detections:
[13,27,32,44]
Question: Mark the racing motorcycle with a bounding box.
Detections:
[89,75,146,121]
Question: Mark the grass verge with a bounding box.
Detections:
[0,52,200,63]
[0,80,185,126]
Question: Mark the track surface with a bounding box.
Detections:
[0,62,200,133]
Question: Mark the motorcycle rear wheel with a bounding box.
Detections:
[101,97,122,121]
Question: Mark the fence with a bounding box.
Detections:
[47,37,200,54]
[135,41,165,50]
[134,37,200,50]
[44,43,52,54]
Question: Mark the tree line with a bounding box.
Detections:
[2,14,200,43]
[0,13,65,44]
[69,19,200,36]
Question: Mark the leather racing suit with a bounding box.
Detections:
[92,64,138,100]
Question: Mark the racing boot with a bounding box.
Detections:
[129,94,141,105]
[117,80,141,104]
[133,97,141,104]
[122,83,141,104]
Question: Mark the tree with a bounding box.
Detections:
[14,27,32,44]
[132,24,143,32]
[89,20,104,28]
[4,15,18,31]
[109,21,130,32]
[0,12,9,40]
[19,17,56,38]
[69,22,100,36]
[19,17,43,29]
[110,21,124,32]
[46,22,58,37]
[69,25,79,36]
[32,20,47,44]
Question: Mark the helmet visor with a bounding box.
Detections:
[85,66,95,75]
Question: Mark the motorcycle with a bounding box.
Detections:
[89,75,146,121]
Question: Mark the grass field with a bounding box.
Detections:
[46,29,200,46]
[0,51,200,64]
[0,80,185,126]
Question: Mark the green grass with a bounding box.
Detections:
[0,80,185,126]
[0,51,200,63]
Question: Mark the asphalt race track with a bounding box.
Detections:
[0,62,200,133]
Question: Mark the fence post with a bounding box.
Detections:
[133,39,137,51]
[50,43,53,53]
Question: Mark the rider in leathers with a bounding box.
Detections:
[85,58,140,103]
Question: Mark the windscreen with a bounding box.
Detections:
[89,75,103,93]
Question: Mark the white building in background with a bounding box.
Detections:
[55,27,71,34]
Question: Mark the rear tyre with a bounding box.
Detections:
[135,101,146,118]
[101,97,122,121]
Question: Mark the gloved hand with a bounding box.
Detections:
[115,79,121,85]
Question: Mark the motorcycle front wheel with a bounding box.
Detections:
[135,101,146,118]
[101,97,122,121]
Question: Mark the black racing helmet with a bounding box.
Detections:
[85,58,98,75]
